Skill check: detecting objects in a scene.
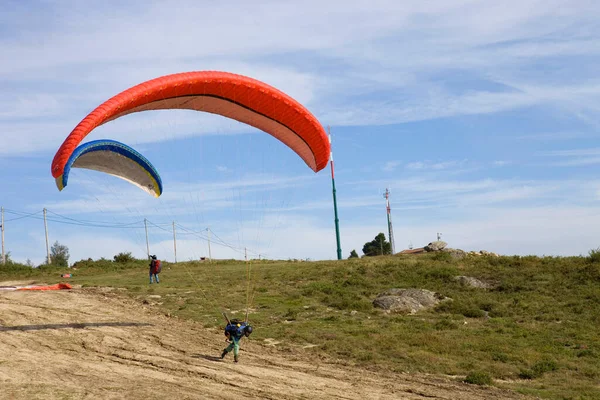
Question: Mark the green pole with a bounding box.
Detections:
[329,127,342,260]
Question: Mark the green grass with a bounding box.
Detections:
[2,253,600,399]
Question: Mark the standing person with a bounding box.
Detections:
[149,255,161,284]
[221,318,253,363]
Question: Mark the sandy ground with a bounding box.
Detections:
[0,281,533,399]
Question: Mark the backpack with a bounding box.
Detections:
[225,320,246,339]
[155,260,162,274]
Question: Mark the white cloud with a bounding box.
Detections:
[405,160,468,171]
[535,147,600,167]
[493,160,512,166]
[382,161,400,172]
[405,162,425,170]
[551,157,600,167]
[516,131,591,141]
[540,147,600,157]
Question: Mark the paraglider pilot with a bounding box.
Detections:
[221,319,253,363]
[149,255,160,284]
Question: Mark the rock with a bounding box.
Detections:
[350,310,358,315]
[453,276,493,289]
[372,288,451,314]
[442,248,467,259]
[424,241,447,252]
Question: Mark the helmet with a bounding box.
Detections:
[245,325,253,336]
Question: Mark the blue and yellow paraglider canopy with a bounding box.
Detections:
[58,139,162,197]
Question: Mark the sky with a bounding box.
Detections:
[1,0,600,265]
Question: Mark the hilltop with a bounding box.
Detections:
[1,252,599,399]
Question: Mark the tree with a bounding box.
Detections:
[50,241,70,267]
[349,249,359,259]
[362,233,391,257]
[114,251,135,263]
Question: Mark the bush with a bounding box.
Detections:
[432,251,453,263]
[588,247,600,263]
[434,318,459,330]
[435,300,486,318]
[492,352,509,362]
[114,252,135,263]
[464,371,492,385]
[424,266,457,282]
[519,359,558,379]
[577,263,600,283]
[283,308,298,320]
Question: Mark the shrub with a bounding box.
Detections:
[587,247,600,263]
[519,359,558,379]
[432,251,453,262]
[464,371,492,385]
[434,318,459,330]
[425,266,457,282]
[284,308,298,320]
[435,300,486,318]
[114,252,135,263]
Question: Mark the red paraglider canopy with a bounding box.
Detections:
[51,71,330,180]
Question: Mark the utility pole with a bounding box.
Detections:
[172,221,177,263]
[1,207,5,265]
[207,227,212,262]
[144,218,150,258]
[43,208,51,265]
[329,126,342,260]
[384,188,396,254]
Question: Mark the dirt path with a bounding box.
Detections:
[0,282,532,399]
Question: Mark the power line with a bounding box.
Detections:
[384,188,396,254]
[1,206,262,260]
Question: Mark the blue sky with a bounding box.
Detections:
[1,0,600,265]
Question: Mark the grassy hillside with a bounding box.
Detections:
[2,253,599,399]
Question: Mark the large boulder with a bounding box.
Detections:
[442,248,467,259]
[372,288,451,314]
[453,276,493,289]
[424,241,447,252]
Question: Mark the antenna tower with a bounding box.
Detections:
[329,126,342,260]
[384,188,396,254]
